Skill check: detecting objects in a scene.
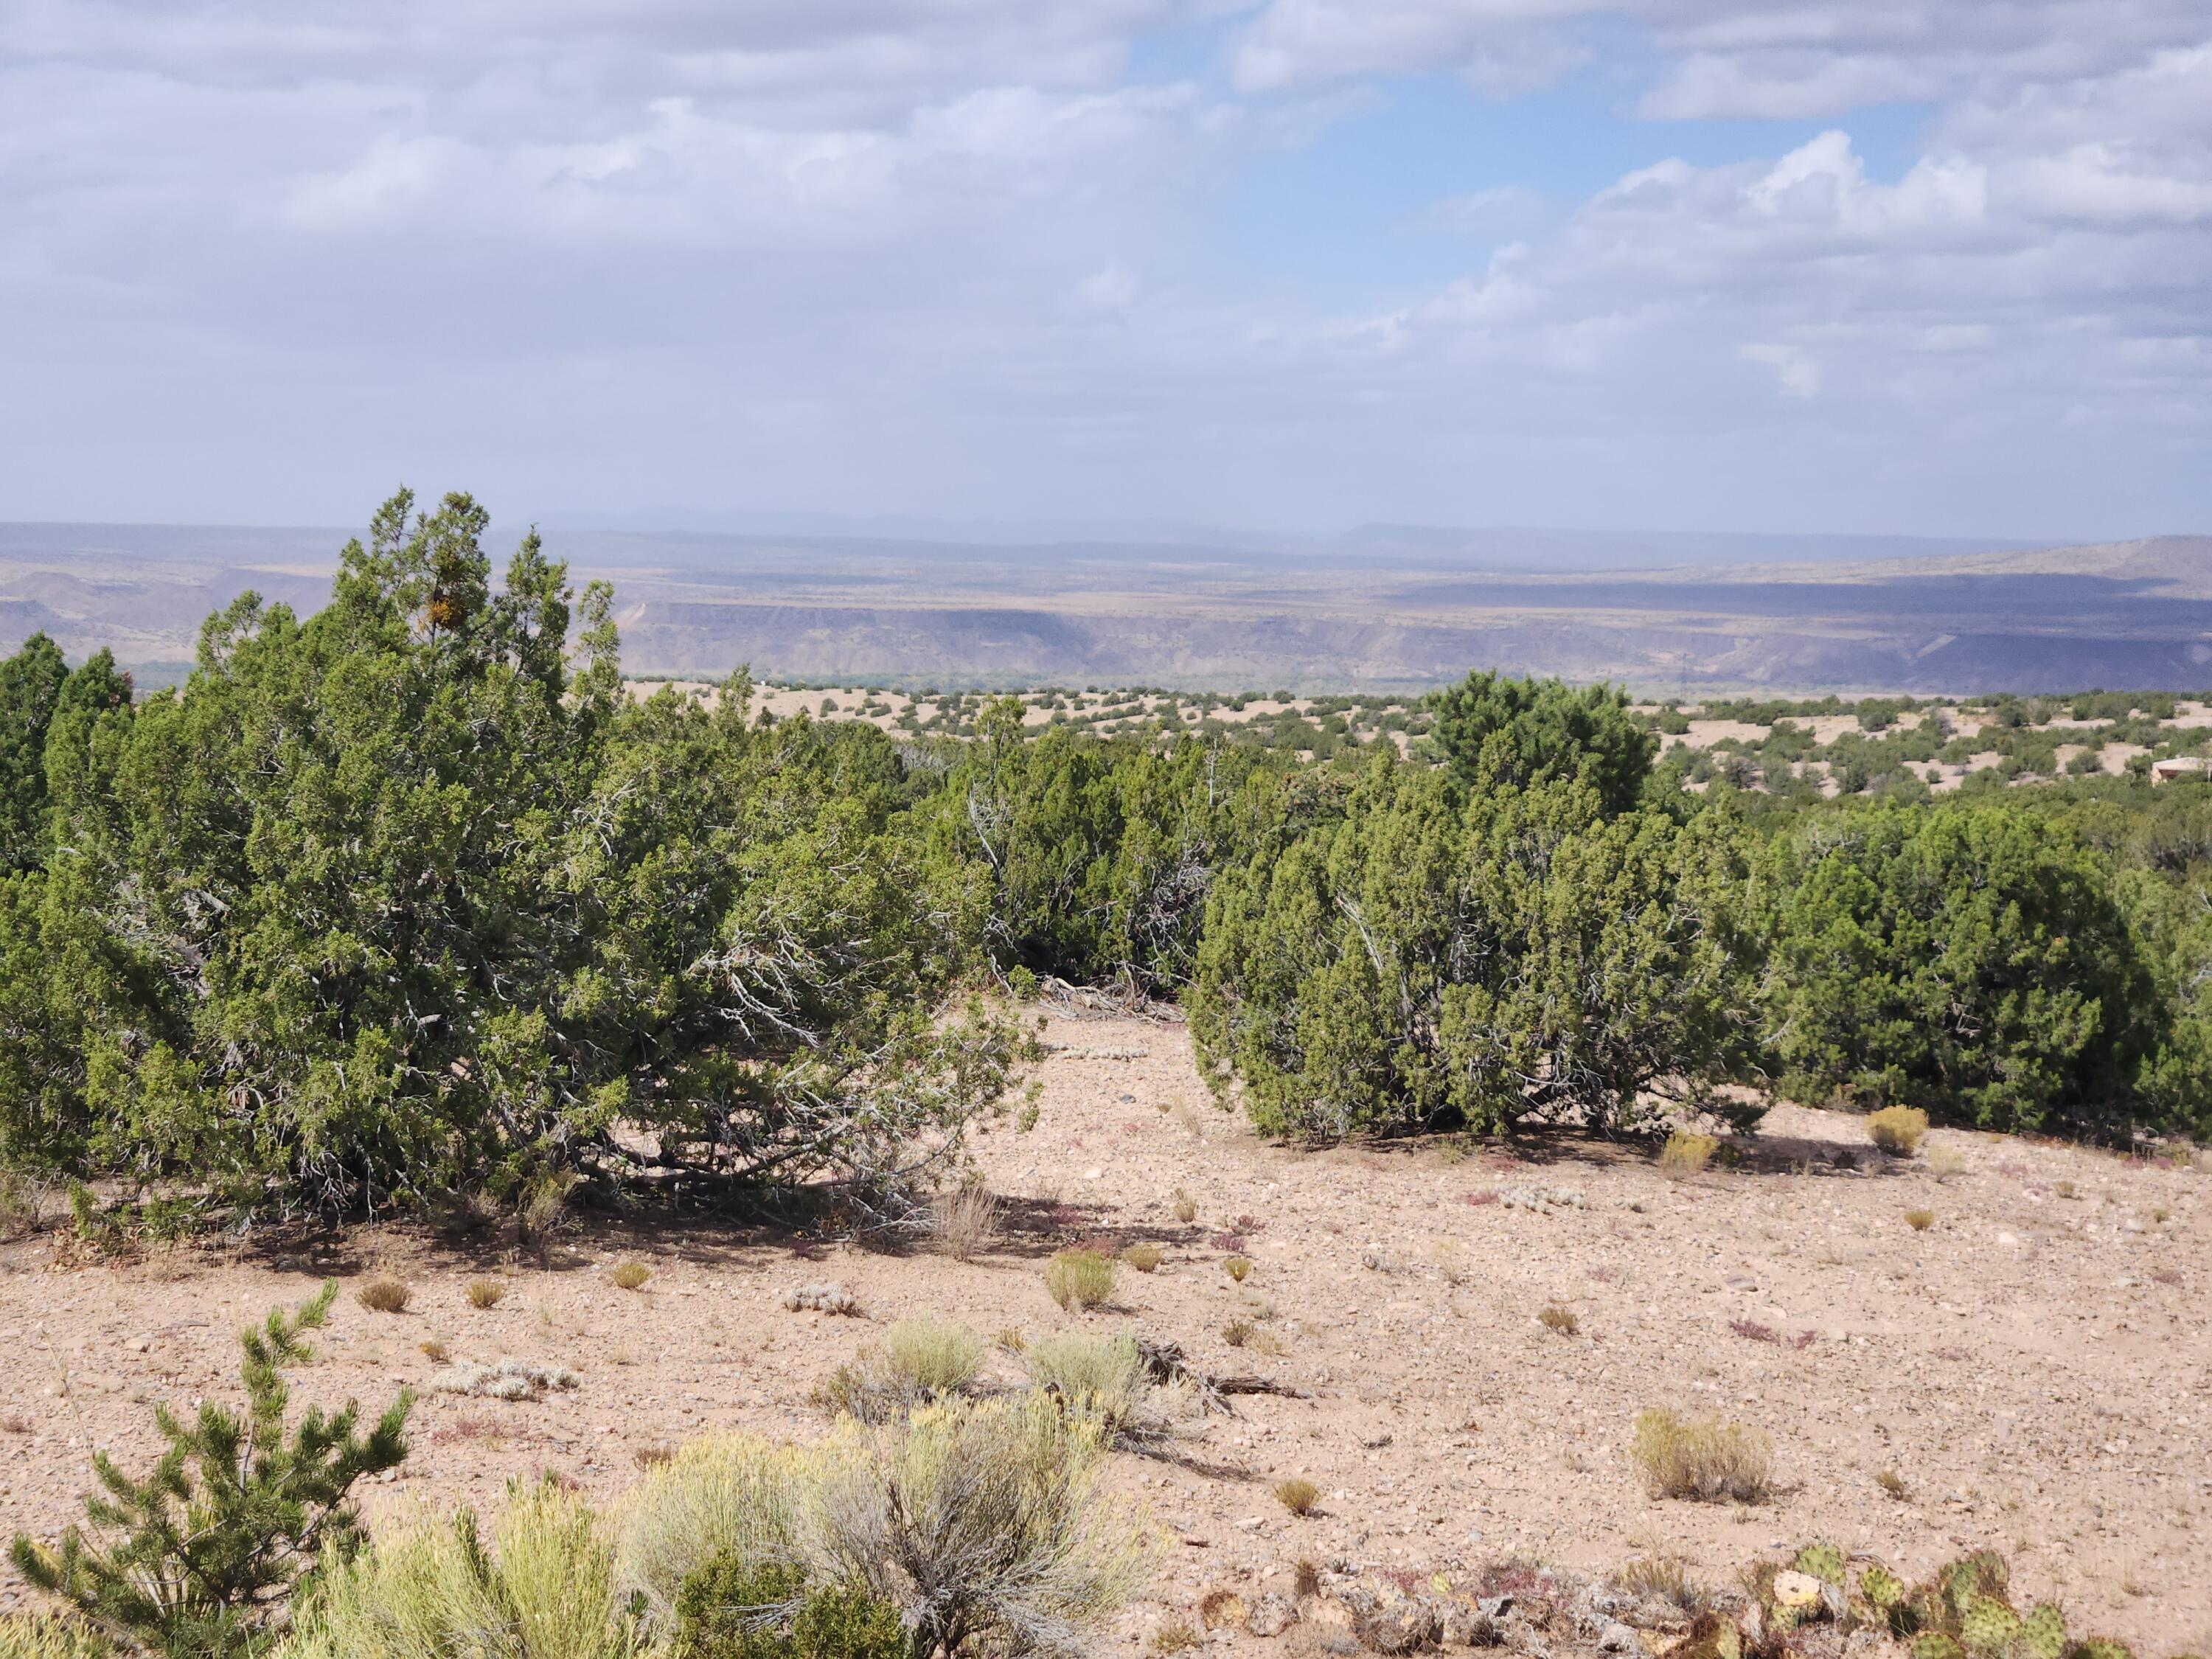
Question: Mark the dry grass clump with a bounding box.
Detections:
[1926,1146,1966,1181]
[1537,1304,1579,1336]
[1657,1131,1717,1178]
[1121,1242,1164,1273]
[419,1338,450,1363]
[1222,1254,1253,1283]
[465,1277,507,1310]
[1865,1105,1929,1156]
[2053,1179,2077,1199]
[280,1477,632,1659]
[1020,1329,1158,1443]
[1272,1478,1321,1517]
[609,1259,651,1292]
[882,1315,986,1396]
[1630,1409,1773,1503]
[0,1170,48,1242]
[1905,1207,1935,1231]
[1170,1189,1197,1225]
[1613,1553,1705,1613]
[0,1613,112,1656]
[1045,1248,1117,1312]
[355,1275,411,1314]
[1150,1619,1200,1655]
[932,1181,1003,1262]
[1876,1467,1910,1500]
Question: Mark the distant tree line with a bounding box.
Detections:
[0,495,2204,1229]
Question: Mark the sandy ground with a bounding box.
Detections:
[3,1013,2208,1653]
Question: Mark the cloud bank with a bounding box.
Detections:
[0,0,2205,536]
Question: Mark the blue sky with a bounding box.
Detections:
[1,0,2208,542]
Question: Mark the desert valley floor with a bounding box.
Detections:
[1,1006,2206,1652]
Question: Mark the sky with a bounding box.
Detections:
[2,0,2209,542]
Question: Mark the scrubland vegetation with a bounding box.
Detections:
[0,493,2206,1224]
[1,494,2208,1655]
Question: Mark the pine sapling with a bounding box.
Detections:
[10,1281,412,1659]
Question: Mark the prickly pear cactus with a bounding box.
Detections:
[1793,1542,1846,1585]
[1941,1553,2011,1620]
[2012,1604,2067,1659]
[1859,1565,1907,1610]
[1961,1594,2022,1657]
[1914,1636,1969,1659]
[2068,1641,2135,1659]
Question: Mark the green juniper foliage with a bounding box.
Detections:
[10,1282,410,1659]
[0,490,1026,1220]
[1756,801,2156,1136]
[1190,750,1759,1140]
[3,502,2210,1211]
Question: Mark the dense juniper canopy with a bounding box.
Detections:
[1,493,2205,1226]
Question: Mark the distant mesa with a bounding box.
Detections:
[0,520,2203,695]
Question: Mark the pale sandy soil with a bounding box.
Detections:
[3,1014,2208,1652]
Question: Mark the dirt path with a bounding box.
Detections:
[3,1013,2206,1651]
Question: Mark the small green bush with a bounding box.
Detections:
[880,1316,984,1397]
[278,1478,633,1659]
[1866,1106,1929,1156]
[672,1554,905,1659]
[11,1283,411,1659]
[1043,1249,1116,1312]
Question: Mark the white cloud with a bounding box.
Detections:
[0,0,2205,535]
[1740,341,1821,396]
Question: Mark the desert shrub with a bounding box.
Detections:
[11,1283,410,1659]
[611,1261,652,1293]
[670,1554,905,1659]
[1630,1409,1772,1503]
[612,1436,821,1632]
[1537,1304,1579,1336]
[1020,1331,1149,1437]
[1222,1254,1251,1283]
[1271,1479,1320,1517]
[0,1615,111,1658]
[1191,759,1756,1142]
[813,1396,1158,1658]
[931,1183,1001,1262]
[881,1316,985,1397]
[276,1478,634,1659]
[357,1275,411,1314]
[1758,801,2156,1136]
[1865,1105,1928,1156]
[0,492,1026,1220]
[1905,1208,1935,1231]
[467,1277,508,1309]
[1120,1242,1162,1273]
[1925,1145,1965,1180]
[1657,1131,1717,1177]
[1043,1248,1116,1311]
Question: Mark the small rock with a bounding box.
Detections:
[1596,1621,1641,1652]
[1248,1591,1299,1637]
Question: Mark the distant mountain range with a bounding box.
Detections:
[0,521,2204,694]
